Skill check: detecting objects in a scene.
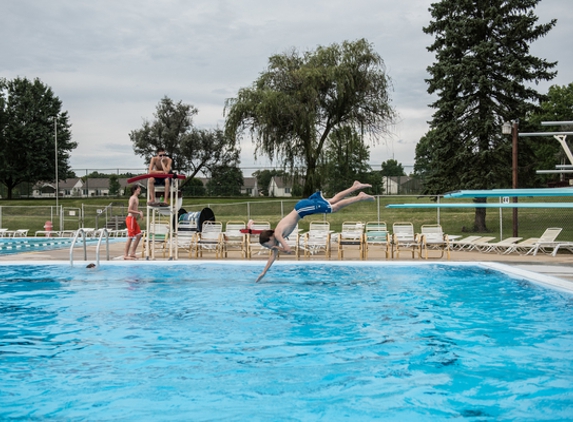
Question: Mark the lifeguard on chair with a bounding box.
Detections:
[148,147,172,205]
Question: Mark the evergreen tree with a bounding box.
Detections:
[418,0,557,230]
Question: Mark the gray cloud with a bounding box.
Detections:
[1,0,570,173]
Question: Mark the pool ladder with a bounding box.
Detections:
[69,228,110,267]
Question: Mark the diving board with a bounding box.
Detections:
[387,203,573,209]
[444,188,573,198]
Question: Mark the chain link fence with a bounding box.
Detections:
[1,195,572,241]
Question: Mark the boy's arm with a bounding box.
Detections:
[256,249,278,282]
[272,232,292,254]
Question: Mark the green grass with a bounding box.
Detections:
[1,196,572,241]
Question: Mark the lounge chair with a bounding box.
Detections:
[503,228,563,255]
[337,221,365,260]
[450,236,485,251]
[479,237,523,253]
[363,221,390,260]
[303,221,332,259]
[221,221,247,258]
[420,224,450,259]
[196,221,223,258]
[245,221,272,259]
[392,222,422,259]
[466,237,497,252]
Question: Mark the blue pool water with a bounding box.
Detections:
[0,237,121,255]
[1,262,572,421]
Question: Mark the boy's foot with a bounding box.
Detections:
[358,192,375,201]
[148,201,160,207]
[353,181,372,190]
[129,255,139,260]
[123,256,136,260]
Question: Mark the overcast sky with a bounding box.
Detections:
[2,0,572,176]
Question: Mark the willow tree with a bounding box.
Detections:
[224,38,395,196]
[418,0,557,231]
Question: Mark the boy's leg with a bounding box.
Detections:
[124,237,133,258]
[331,192,375,213]
[328,181,372,205]
[130,234,142,257]
[148,178,155,202]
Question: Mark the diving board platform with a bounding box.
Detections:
[444,188,573,198]
[387,202,573,209]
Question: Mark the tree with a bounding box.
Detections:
[380,159,406,177]
[252,169,288,196]
[0,77,76,199]
[108,174,121,196]
[224,38,396,196]
[320,126,373,196]
[181,177,207,197]
[418,0,557,231]
[206,165,243,196]
[130,97,240,186]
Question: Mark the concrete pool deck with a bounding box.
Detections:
[2,239,573,289]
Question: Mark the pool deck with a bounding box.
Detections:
[3,239,573,290]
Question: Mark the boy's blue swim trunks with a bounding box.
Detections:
[294,191,332,218]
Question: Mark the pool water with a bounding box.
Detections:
[0,237,120,255]
[1,263,572,421]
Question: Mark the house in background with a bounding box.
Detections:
[268,176,297,197]
[33,178,131,198]
[241,177,259,197]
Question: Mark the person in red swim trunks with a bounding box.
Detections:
[256,181,374,282]
[124,185,144,260]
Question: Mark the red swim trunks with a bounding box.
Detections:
[126,215,141,238]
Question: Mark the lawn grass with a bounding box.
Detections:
[1,195,572,241]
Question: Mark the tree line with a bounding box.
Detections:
[1,0,571,234]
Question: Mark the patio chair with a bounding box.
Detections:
[420,224,450,259]
[221,221,247,258]
[502,237,540,255]
[363,221,390,260]
[465,237,497,252]
[479,237,523,254]
[196,221,223,258]
[525,227,564,256]
[392,222,422,259]
[450,236,485,251]
[303,221,332,259]
[337,221,365,260]
[176,219,198,258]
[142,223,170,259]
[245,221,272,259]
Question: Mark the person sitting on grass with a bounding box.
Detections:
[256,181,374,282]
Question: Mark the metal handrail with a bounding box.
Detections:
[69,228,110,267]
[70,229,87,266]
[95,228,110,266]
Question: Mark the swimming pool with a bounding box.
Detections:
[0,237,122,255]
[1,262,572,420]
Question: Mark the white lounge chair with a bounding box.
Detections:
[450,236,485,251]
[363,221,390,260]
[337,221,365,260]
[303,221,332,259]
[420,224,450,259]
[196,221,223,258]
[392,222,422,259]
[221,221,247,258]
[480,237,523,253]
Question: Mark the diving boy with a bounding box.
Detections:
[256,181,374,282]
